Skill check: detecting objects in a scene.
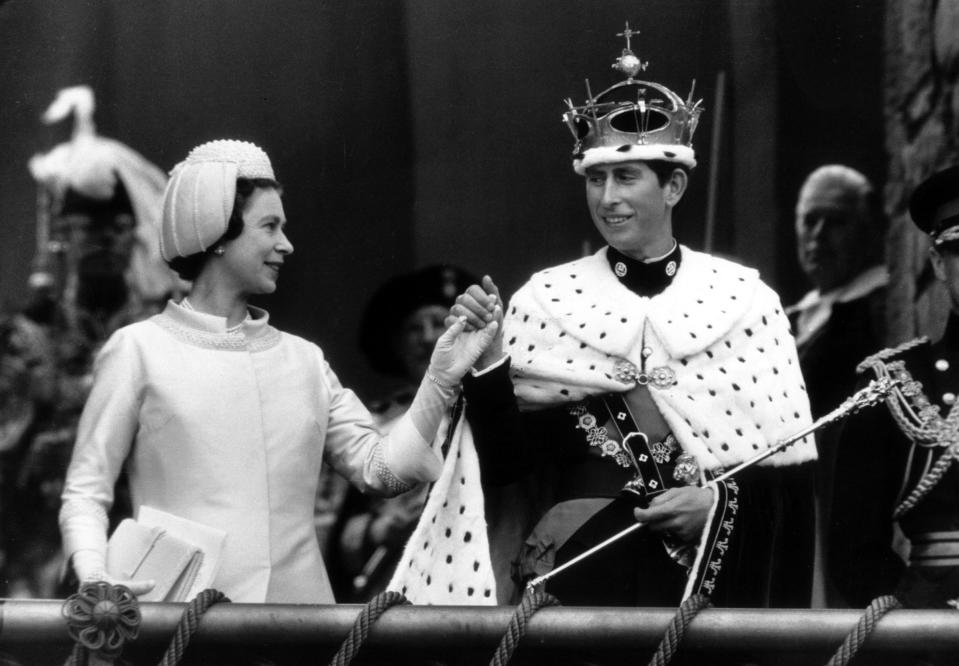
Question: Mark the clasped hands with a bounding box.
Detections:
[444,276,505,371]
[428,276,502,385]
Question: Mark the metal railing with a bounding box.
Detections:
[3,599,959,664]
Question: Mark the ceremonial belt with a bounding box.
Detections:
[601,393,698,503]
[909,531,959,567]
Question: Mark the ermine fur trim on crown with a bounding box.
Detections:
[574,144,696,174]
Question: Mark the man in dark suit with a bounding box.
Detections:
[787,165,888,606]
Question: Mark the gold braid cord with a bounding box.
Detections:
[858,340,959,519]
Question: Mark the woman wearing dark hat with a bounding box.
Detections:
[830,165,959,622]
[327,265,477,600]
[58,140,496,604]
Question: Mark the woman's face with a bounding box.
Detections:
[220,188,293,296]
[394,304,449,381]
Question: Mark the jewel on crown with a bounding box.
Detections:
[563,23,704,170]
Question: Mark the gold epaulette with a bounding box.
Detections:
[856,337,929,375]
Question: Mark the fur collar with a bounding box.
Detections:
[503,246,816,469]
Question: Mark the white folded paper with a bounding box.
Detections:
[106,506,226,602]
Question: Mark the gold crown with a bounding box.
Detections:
[563,23,704,174]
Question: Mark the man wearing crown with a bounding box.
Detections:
[830,165,959,617]
[388,29,817,610]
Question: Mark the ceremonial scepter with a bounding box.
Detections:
[525,375,899,592]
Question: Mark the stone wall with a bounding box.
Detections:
[885,0,959,342]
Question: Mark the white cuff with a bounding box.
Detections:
[59,498,109,561]
[381,374,448,488]
[471,354,509,377]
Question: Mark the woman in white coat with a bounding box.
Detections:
[58,139,496,603]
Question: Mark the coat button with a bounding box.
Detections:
[936,359,949,371]
[944,392,956,406]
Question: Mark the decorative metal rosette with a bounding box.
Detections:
[613,359,639,384]
[612,359,676,389]
[62,581,141,656]
[672,453,700,485]
[577,413,598,429]
[648,366,677,389]
[600,439,622,457]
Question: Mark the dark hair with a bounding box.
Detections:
[644,160,692,187]
[167,177,281,281]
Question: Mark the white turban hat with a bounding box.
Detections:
[160,139,275,261]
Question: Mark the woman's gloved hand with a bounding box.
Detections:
[427,314,499,387]
[72,548,156,596]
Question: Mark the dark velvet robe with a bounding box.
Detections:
[464,364,816,608]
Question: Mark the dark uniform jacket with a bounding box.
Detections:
[830,312,959,609]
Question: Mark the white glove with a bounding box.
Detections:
[427,316,499,387]
[380,316,499,487]
[71,548,156,597]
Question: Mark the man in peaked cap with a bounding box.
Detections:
[390,26,818,611]
[830,165,959,622]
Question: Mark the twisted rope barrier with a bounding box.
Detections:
[647,593,712,666]
[825,595,902,666]
[489,590,561,666]
[157,589,230,666]
[328,591,410,666]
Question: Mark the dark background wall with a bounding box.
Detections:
[0,0,886,398]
